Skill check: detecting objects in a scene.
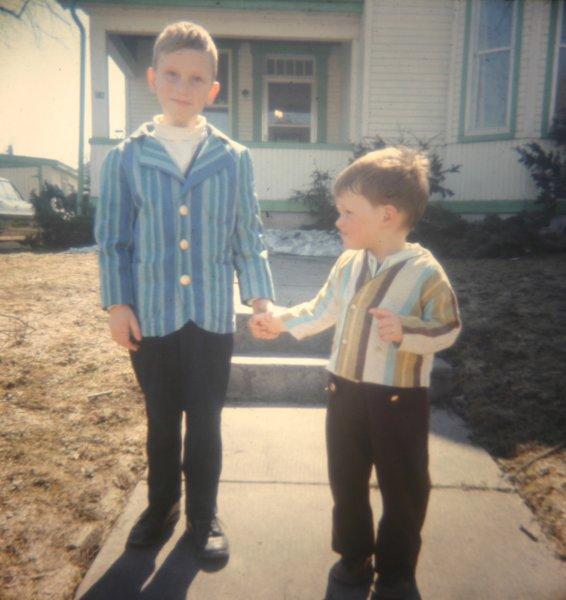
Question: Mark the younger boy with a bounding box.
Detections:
[96,22,274,557]
[250,148,461,599]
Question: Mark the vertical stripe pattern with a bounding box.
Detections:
[96,123,275,337]
[280,244,462,388]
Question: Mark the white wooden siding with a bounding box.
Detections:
[250,147,350,200]
[89,143,350,202]
[363,0,454,141]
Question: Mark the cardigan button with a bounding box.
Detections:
[179,239,190,250]
[180,275,192,286]
[179,205,189,216]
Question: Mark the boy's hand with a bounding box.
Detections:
[369,307,403,343]
[251,298,274,314]
[108,304,142,351]
[248,312,283,340]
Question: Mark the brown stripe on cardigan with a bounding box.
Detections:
[353,258,411,381]
[403,286,461,337]
[354,251,371,293]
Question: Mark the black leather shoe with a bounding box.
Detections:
[126,502,180,548]
[330,556,373,585]
[190,516,229,560]
[370,580,422,600]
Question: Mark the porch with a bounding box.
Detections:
[84,0,363,215]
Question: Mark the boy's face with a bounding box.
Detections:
[147,49,220,126]
[335,191,404,251]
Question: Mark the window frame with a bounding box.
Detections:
[458,0,524,142]
[250,42,330,145]
[261,54,317,143]
[542,0,566,136]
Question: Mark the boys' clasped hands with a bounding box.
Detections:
[249,307,404,344]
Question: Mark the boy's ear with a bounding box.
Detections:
[382,204,404,226]
[146,67,156,92]
[206,81,221,106]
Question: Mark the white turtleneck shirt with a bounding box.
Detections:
[150,114,208,174]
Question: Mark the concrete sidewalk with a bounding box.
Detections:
[75,255,566,599]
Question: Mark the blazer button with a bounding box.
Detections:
[180,275,192,286]
[390,394,400,403]
[179,205,189,216]
[328,382,337,392]
[179,239,190,250]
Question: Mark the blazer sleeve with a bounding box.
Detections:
[232,148,275,304]
[397,270,462,355]
[94,145,136,309]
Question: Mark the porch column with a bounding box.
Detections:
[89,22,110,139]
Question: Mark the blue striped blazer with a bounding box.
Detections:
[95,122,275,337]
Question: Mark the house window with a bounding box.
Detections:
[549,1,566,126]
[204,50,231,133]
[263,56,316,142]
[464,0,520,136]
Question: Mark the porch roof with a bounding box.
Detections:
[60,0,364,13]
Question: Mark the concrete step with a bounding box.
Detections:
[227,355,454,404]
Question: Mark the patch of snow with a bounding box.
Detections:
[264,229,341,257]
[66,245,97,254]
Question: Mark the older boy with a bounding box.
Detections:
[250,148,461,599]
[96,22,274,558]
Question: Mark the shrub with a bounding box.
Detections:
[30,183,94,248]
[516,115,566,224]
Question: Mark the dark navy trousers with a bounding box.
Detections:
[130,320,233,523]
[326,374,431,585]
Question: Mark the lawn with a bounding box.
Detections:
[0,250,564,599]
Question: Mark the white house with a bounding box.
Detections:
[70,0,566,226]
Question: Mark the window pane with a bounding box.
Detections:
[276,59,285,75]
[268,126,310,142]
[555,47,566,120]
[204,107,230,133]
[267,59,275,75]
[561,3,566,44]
[305,61,313,76]
[478,0,513,51]
[295,60,304,76]
[473,50,510,129]
[268,82,312,128]
[215,52,229,105]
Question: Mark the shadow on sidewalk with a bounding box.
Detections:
[323,571,372,600]
[77,532,227,600]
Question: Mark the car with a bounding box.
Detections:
[0,177,37,243]
[0,177,34,217]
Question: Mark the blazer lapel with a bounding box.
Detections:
[181,126,236,195]
[137,134,186,184]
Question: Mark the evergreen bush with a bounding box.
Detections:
[30,183,94,248]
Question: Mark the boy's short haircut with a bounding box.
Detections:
[152,21,218,77]
[333,147,430,229]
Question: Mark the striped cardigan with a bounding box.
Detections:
[95,122,275,337]
[279,244,461,388]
